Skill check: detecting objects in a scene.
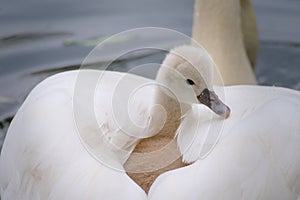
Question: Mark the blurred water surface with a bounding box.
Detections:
[0,0,299,147]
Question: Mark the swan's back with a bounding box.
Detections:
[149,86,300,200]
[0,70,149,200]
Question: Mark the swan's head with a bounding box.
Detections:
[156,45,230,118]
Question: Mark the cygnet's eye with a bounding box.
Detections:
[186,79,195,85]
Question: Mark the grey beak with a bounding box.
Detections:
[197,89,230,118]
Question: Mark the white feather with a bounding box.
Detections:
[149,86,300,200]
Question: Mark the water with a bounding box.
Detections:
[0,0,300,147]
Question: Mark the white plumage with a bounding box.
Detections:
[0,70,150,200]
[150,86,300,200]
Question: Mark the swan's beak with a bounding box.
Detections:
[197,89,231,119]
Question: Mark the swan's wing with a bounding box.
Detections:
[150,86,300,200]
[92,70,158,163]
[177,85,300,162]
[0,70,148,200]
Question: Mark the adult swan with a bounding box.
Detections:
[1,46,300,200]
[192,0,259,85]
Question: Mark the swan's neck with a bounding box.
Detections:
[152,88,191,143]
[124,87,190,193]
[192,0,258,85]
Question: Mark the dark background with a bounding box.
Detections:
[0,0,299,146]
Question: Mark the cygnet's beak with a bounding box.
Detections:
[197,89,230,119]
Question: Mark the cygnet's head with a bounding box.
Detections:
[156,45,230,118]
